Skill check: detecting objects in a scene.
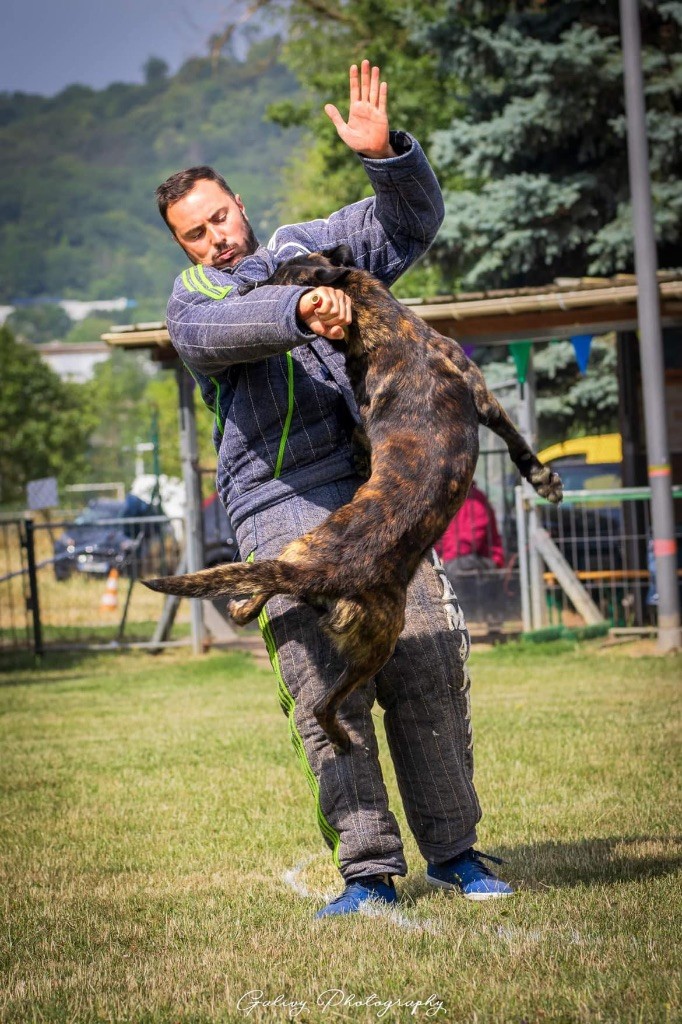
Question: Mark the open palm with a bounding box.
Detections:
[325,60,393,160]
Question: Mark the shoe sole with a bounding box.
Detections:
[425,873,514,901]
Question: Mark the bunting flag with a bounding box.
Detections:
[463,344,475,359]
[509,341,533,397]
[570,334,593,374]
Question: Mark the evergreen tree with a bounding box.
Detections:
[420,0,682,288]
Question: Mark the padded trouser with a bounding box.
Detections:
[235,478,481,881]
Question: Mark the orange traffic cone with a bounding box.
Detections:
[100,568,119,612]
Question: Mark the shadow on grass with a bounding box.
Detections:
[0,647,118,682]
[402,835,682,899]
[0,643,174,682]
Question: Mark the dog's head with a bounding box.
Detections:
[267,244,356,288]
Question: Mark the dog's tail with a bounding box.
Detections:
[143,559,309,601]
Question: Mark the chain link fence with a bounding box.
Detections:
[518,486,682,631]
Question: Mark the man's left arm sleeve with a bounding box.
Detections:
[266,132,445,286]
[359,130,445,281]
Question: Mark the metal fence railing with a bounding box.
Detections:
[0,513,188,655]
[5,485,679,654]
[517,485,682,632]
[0,516,33,652]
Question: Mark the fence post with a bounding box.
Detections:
[515,485,532,632]
[527,498,546,629]
[23,517,43,658]
[176,364,205,654]
[620,0,681,652]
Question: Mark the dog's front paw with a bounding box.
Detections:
[529,464,563,504]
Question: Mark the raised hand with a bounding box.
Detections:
[324,60,396,160]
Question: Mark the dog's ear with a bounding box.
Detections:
[313,264,352,286]
[322,244,355,268]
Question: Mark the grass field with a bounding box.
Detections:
[0,639,680,1023]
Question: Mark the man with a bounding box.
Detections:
[155,60,513,917]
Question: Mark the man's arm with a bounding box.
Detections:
[165,279,321,374]
[268,61,444,284]
[167,61,443,371]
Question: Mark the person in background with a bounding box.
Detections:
[435,481,505,573]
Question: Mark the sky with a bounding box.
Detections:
[2,0,255,96]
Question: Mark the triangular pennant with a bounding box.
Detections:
[571,334,593,374]
[509,341,533,385]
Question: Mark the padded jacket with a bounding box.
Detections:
[165,131,445,529]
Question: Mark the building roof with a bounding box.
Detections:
[102,271,682,352]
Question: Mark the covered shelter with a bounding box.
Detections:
[103,271,682,647]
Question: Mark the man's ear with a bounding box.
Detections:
[322,243,355,268]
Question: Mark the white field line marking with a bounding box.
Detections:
[281,854,334,901]
[359,900,441,934]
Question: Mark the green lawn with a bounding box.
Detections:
[0,640,680,1023]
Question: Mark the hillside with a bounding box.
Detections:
[0,41,300,316]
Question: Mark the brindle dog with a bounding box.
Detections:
[145,246,562,752]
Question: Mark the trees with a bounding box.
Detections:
[419,0,682,288]
[0,40,300,306]
[4,304,73,344]
[142,372,216,481]
[0,327,95,506]
[260,0,463,295]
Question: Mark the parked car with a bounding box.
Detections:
[53,496,163,581]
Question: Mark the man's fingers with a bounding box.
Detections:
[324,103,345,131]
[349,63,359,105]
[379,80,388,115]
[369,64,380,106]
[298,287,351,335]
[360,59,370,102]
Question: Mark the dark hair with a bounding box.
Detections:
[155,166,235,232]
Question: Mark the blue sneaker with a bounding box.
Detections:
[426,848,514,901]
[316,874,397,919]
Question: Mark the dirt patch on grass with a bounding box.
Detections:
[598,636,680,657]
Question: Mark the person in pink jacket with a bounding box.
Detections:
[435,482,505,571]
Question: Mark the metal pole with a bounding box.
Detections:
[176,365,205,654]
[517,351,545,628]
[619,0,681,651]
[23,517,43,658]
[515,485,532,632]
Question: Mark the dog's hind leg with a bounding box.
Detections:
[315,597,403,753]
[315,654,395,754]
[228,594,269,625]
